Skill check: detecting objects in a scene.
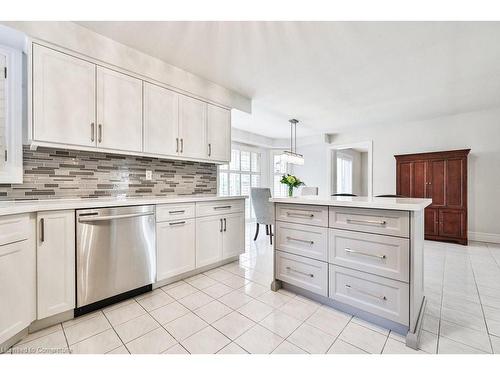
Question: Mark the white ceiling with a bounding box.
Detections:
[77,21,500,139]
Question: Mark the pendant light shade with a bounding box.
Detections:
[280,119,304,165]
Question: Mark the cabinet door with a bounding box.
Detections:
[413,161,427,198]
[143,82,179,156]
[207,104,231,162]
[178,95,207,159]
[424,208,439,236]
[446,158,465,209]
[0,215,36,345]
[37,210,75,319]
[397,162,413,197]
[33,44,96,147]
[97,67,143,152]
[222,212,245,259]
[439,209,465,239]
[195,215,223,268]
[157,219,195,281]
[428,160,446,207]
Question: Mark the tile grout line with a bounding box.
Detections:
[101,309,132,354]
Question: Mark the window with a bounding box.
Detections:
[219,145,262,220]
[336,154,353,194]
[272,150,291,197]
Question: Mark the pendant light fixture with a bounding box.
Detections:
[281,119,304,165]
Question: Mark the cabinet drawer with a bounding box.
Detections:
[329,265,409,325]
[276,221,328,261]
[276,204,328,227]
[329,207,409,238]
[196,199,245,217]
[0,214,29,246]
[276,251,328,297]
[329,229,409,282]
[156,203,195,222]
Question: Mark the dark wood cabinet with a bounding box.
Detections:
[395,149,470,245]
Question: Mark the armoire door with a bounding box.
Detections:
[397,162,413,197]
[446,158,465,209]
[424,208,439,236]
[439,209,465,239]
[413,161,427,198]
[96,66,143,152]
[428,160,446,207]
[33,44,96,147]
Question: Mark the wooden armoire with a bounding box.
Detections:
[395,149,470,245]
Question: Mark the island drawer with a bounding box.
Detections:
[276,221,328,261]
[329,229,409,282]
[276,204,328,227]
[0,214,30,247]
[329,207,409,238]
[329,265,409,325]
[156,203,195,222]
[196,199,245,217]
[276,250,328,296]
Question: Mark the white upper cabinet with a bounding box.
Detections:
[96,66,143,152]
[33,44,96,147]
[178,95,207,160]
[207,104,231,162]
[143,82,179,156]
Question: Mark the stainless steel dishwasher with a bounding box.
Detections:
[76,205,155,315]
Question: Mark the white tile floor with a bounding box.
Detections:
[7,224,500,354]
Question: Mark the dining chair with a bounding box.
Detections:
[250,188,274,245]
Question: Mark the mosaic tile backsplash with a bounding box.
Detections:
[0,146,217,200]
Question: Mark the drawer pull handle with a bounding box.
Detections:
[286,236,314,245]
[345,248,386,260]
[214,205,232,210]
[286,212,314,218]
[285,266,314,278]
[346,218,386,226]
[345,284,387,300]
[168,210,185,214]
[169,221,186,226]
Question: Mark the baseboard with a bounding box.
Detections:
[468,231,500,244]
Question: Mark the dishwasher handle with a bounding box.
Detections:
[78,212,154,223]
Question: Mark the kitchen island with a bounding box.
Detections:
[269,196,431,349]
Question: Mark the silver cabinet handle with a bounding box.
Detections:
[345,284,387,300]
[40,218,45,242]
[286,212,314,218]
[286,236,314,245]
[180,138,184,153]
[169,221,186,226]
[98,124,102,143]
[168,210,185,214]
[285,266,314,278]
[220,218,223,232]
[223,218,227,232]
[176,138,179,153]
[91,122,95,142]
[78,212,153,222]
[214,205,231,210]
[345,248,386,259]
[208,143,212,157]
[346,218,386,226]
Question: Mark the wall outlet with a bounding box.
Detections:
[145,170,153,180]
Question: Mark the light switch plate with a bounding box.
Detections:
[145,170,152,180]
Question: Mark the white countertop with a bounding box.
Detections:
[0,195,247,216]
[270,195,431,211]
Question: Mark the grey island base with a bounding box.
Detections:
[269,196,432,349]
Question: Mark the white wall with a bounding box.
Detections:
[297,107,500,241]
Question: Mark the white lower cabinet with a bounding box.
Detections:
[222,212,245,259]
[0,214,36,347]
[37,210,75,320]
[157,219,195,281]
[196,211,245,268]
[195,215,224,268]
